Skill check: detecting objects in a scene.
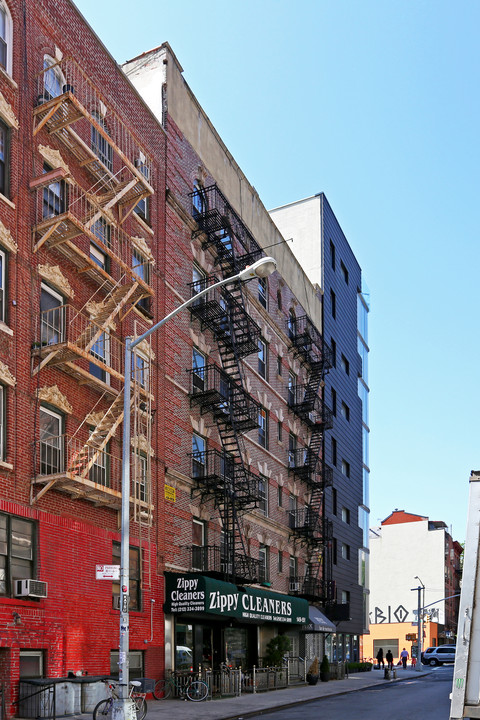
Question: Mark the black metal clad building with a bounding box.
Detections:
[320,193,365,643]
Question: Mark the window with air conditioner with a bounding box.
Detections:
[0,513,35,597]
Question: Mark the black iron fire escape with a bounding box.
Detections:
[186,184,266,584]
[287,314,335,602]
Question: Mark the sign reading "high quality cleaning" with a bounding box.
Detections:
[164,573,308,625]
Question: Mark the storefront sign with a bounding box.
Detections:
[164,573,308,625]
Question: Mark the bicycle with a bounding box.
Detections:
[152,673,208,701]
[93,679,147,720]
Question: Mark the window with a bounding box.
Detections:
[0,3,11,73]
[132,248,151,314]
[277,356,282,376]
[287,308,296,339]
[112,542,140,611]
[258,545,269,583]
[258,407,268,449]
[341,459,350,478]
[133,451,148,503]
[331,487,337,515]
[330,240,336,270]
[277,289,282,310]
[258,277,267,309]
[20,651,44,679]
[289,494,297,527]
[0,119,9,198]
[277,419,282,442]
[0,383,4,460]
[330,338,336,367]
[331,388,337,416]
[110,650,144,680]
[341,543,350,560]
[332,537,337,565]
[0,514,35,596]
[341,354,350,375]
[341,507,350,524]
[192,433,206,478]
[341,261,349,284]
[289,555,297,579]
[341,590,351,604]
[43,56,64,100]
[90,217,110,271]
[258,338,267,378]
[133,351,149,390]
[89,438,109,487]
[288,433,296,468]
[192,180,206,218]
[42,164,66,219]
[134,160,150,223]
[0,246,6,322]
[287,372,296,406]
[258,476,268,516]
[277,485,283,507]
[91,112,113,172]
[192,348,206,393]
[341,401,350,421]
[39,406,64,475]
[330,289,336,319]
[192,519,206,571]
[89,331,110,383]
[331,437,337,467]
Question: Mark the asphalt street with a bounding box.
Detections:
[246,666,454,720]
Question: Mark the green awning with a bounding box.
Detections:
[164,573,309,625]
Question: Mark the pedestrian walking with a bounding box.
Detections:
[400,647,409,669]
[386,649,394,670]
[376,648,385,669]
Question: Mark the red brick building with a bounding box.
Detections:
[0,0,358,713]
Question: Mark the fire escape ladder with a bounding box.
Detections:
[67,391,130,477]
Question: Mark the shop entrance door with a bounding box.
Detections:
[225,627,248,669]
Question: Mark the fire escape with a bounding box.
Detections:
[186,184,266,584]
[30,57,155,523]
[286,314,334,602]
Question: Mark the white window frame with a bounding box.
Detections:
[40,283,64,346]
[0,2,13,76]
[258,338,267,378]
[39,405,64,475]
[258,476,268,516]
[0,246,5,323]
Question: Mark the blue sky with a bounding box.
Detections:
[75,0,480,542]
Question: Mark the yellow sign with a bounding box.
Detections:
[164,484,176,502]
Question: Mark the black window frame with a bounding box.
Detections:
[0,513,36,597]
[112,541,141,611]
[0,118,10,198]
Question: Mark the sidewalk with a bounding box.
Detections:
[146,666,432,720]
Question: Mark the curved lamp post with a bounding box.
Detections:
[115,256,277,720]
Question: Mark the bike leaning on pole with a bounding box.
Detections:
[93,680,147,720]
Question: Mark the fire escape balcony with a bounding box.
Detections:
[190,449,260,508]
[288,575,324,601]
[182,545,260,584]
[33,57,153,210]
[287,385,334,430]
[189,277,261,358]
[288,507,320,538]
[33,304,126,392]
[32,433,154,513]
[189,184,263,270]
[287,315,333,371]
[189,363,260,432]
[32,180,153,301]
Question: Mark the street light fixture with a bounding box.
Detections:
[115,256,277,720]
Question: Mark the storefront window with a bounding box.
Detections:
[225,627,247,669]
[175,622,194,671]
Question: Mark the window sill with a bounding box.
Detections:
[0,193,15,210]
[0,322,13,336]
[0,461,13,471]
[0,66,18,90]
[133,212,154,236]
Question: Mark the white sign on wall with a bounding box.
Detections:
[96,565,120,580]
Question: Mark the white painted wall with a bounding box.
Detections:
[369,520,446,626]
[269,197,323,290]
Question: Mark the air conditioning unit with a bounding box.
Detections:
[15,579,48,598]
[308,411,316,423]
[290,582,300,592]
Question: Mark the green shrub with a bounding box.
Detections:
[263,635,291,667]
[347,661,373,673]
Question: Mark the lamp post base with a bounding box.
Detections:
[112,698,136,720]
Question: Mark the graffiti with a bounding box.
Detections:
[370,604,409,624]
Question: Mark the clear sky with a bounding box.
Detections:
[75,0,479,542]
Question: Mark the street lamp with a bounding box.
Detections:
[115,256,277,720]
[414,576,425,671]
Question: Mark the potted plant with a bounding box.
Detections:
[306,656,319,685]
[320,654,330,682]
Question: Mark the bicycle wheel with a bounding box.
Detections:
[93,699,114,720]
[186,681,208,702]
[152,679,172,700]
[134,696,147,720]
